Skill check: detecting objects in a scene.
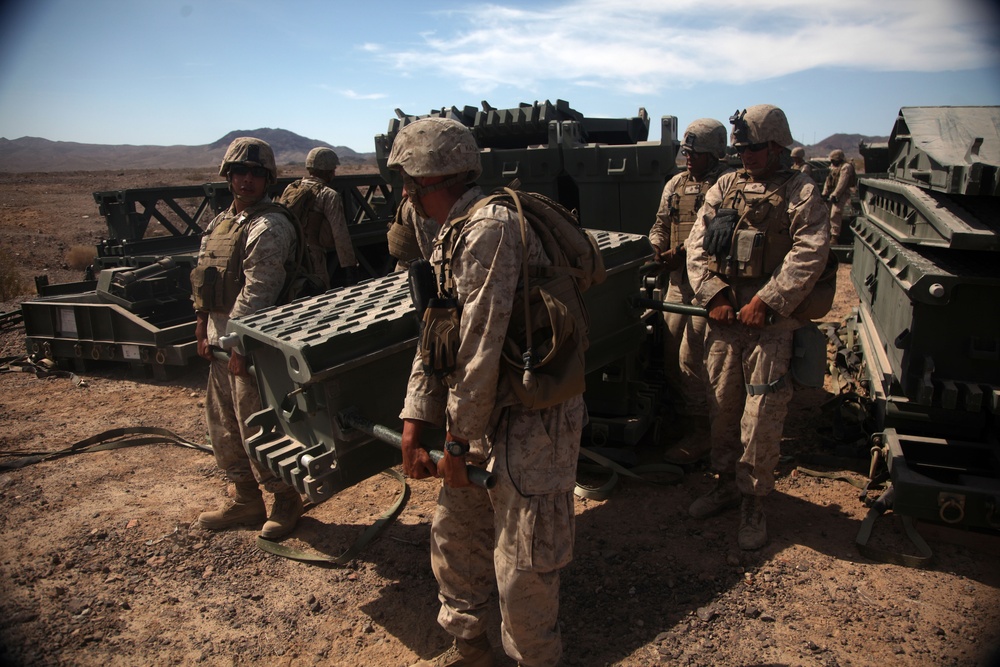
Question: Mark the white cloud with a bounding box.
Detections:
[341,89,387,100]
[376,0,1000,94]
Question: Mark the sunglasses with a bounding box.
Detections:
[734,142,769,154]
[229,164,269,178]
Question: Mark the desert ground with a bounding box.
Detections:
[1,168,999,667]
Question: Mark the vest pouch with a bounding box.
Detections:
[791,253,839,320]
[190,265,219,311]
[732,229,766,278]
[502,285,586,411]
[419,298,461,377]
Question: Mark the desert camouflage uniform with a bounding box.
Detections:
[822,160,856,240]
[687,169,829,496]
[400,186,585,667]
[294,175,357,289]
[198,198,298,493]
[649,162,732,417]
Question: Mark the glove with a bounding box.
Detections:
[702,208,739,257]
[419,300,461,377]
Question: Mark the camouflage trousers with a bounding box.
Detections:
[430,396,585,667]
[829,199,846,241]
[205,358,288,494]
[704,324,794,496]
[662,267,708,417]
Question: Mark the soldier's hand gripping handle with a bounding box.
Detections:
[401,419,437,480]
[195,311,211,360]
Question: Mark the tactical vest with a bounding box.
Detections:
[669,164,727,246]
[708,170,796,279]
[190,202,296,313]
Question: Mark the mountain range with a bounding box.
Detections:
[0,128,884,173]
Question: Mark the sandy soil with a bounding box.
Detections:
[1,169,999,667]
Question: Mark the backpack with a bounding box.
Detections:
[276,179,322,237]
[443,185,606,409]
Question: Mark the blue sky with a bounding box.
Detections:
[1,0,999,153]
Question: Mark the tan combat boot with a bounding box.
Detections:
[260,487,304,540]
[411,634,493,667]
[738,494,768,550]
[688,473,740,519]
[197,481,266,530]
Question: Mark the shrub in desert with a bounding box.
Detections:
[0,247,27,301]
[65,244,97,271]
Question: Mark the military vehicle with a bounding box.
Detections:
[844,106,1000,535]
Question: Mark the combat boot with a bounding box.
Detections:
[197,481,266,530]
[688,473,739,519]
[411,634,493,667]
[738,494,768,550]
[260,487,304,540]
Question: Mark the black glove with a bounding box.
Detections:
[702,208,739,257]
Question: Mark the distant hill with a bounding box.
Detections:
[0,128,377,172]
[792,134,889,161]
[0,127,884,173]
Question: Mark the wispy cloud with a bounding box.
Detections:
[341,89,386,100]
[375,0,1000,94]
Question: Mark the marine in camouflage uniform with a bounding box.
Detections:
[790,146,813,179]
[822,149,856,241]
[279,147,359,289]
[191,137,305,541]
[649,119,732,462]
[390,118,585,667]
[686,106,830,550]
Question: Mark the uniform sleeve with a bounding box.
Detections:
[230,213,297,320]
[687,174,733,308]
[755,175,831,317]
[317,188,358,268]
[400,347,449,426]
[648,173,681,250]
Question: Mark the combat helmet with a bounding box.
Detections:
[682,118,727,159]
[219,137,277,183]
[386,117,482,182]
[729,105,793,149]
[306,147,340,171]
[828,149,846,163]
[790,146,806,159]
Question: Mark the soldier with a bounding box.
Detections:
[822,148,856,242]
[686,105,830,550]
[191,137,305,540]
[790,146,813,179]
[390,118,586,667]
[648,118,733,464]
[278,147,359,288]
